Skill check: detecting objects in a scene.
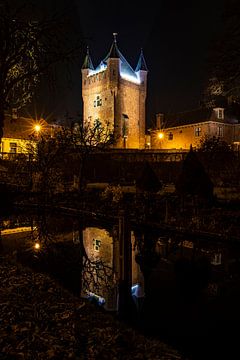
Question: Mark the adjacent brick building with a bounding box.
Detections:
[150,107,240,150]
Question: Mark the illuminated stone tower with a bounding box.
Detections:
[81,34,148,149]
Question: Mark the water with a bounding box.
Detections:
[1,209,240,359]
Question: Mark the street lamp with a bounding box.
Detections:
[33,123,42,138]
[34,124,41,133]
[158,132,164,139]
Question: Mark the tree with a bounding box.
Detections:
[203,0,240,108]
[62,119,115,192]
[175,146,213,203]
[136,162,162,193]
[197,135,238,186]
[24,119,114,200]
[0,0,82,141]
[26,133,66,201]
[198,135,232,153]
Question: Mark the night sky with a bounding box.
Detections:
[27,0,225,126]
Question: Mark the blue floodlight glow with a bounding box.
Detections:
[86,291,106,306]
[88,62,107,77]
[120,71,141,84]
[131,284,139,295]
[88,61,141,84]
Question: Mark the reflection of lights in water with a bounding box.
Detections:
[34,242,40,250]
[131,284,139,295]
[86,291,105,306]
[131,283,144,298]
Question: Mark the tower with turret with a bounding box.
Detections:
[81,34,148,149]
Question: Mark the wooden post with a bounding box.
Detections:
[117,210,134,319]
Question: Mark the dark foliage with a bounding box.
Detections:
[203,0,240,107]
[136,162,162,193]
[175,147,213,200]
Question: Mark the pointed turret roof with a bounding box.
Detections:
[108,32,119,58]
[97,33,139,82]
[82,47,94,70]
[135,49,148,72]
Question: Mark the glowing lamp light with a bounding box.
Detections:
[34,242,40,250]
[158,132,164,139]
[34,124,41,133]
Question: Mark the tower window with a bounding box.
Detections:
[93,239,101,251]
[94,96,102,107]
[195,127,201,137]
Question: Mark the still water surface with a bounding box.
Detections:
[1,209,240,358]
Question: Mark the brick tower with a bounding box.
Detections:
[81,33,148,149]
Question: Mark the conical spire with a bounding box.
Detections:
[135,48,148,72]
[108,32,120,59]
[82,46,94,70]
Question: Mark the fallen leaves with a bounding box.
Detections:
[0,256,183,359]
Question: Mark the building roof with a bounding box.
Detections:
[81,47,94,70]
[84,33,140,84]
[135,49,148,72]
[161,107,239,129]
[101,33,139,82]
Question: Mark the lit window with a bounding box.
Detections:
[93,239,101,251]
[12,108,17,120]
[195,127,201,137]
[122,114,129,138]
[168,132,173,140]
[218,109,224,119]
[94,96,102,107]
[10,142,17,153]
[218,126,223,137]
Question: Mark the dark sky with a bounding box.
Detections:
[27,0,225,126]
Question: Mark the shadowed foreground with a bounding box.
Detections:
[0,256,183,360]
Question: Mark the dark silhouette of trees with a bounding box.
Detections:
[61,120,115,192]
[136,162,162,193]
[25,119,114,200]
[203,0,240,108]
[0,0,82,141]
[175,146,213,203]
[197,135,238,186]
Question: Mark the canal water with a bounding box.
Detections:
[1,209,240,359]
